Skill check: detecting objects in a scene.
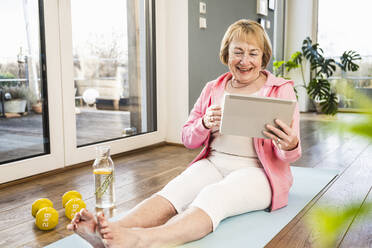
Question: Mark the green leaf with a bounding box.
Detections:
[273,60,285,69]
[314,57,336,77]
[293,86,299,100]
[340,50,362,72]
[347,120,372,139]
[307,202,372,247]
[285,60,300,72]
[302,37,323,65]
[273,60,285,70]
[307,78,331,100]
[320,92,338,115]
[290,51,303,65]
[273,60,285,77]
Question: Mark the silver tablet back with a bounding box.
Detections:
[220,94,296,138]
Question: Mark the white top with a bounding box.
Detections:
[210,132,258,158]
[210,90,261,158]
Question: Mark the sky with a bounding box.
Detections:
[0,0,33,61]
[318,0,372,57]
[0,0,128,62]
[70,0,127,58]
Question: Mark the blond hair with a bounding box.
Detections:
[219,19,272,69]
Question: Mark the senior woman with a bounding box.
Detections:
[68,19,301,248]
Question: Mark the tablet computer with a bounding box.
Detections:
[220,93,296,138]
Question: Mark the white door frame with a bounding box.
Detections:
[58,0,166,166]
[0,0,65,183]
[0,0,167,183]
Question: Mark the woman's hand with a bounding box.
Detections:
[202,105,222,129]
[263,119,299,151]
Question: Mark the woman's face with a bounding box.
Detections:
[228,37,263,83]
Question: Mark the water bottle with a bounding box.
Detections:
[93,146,115,208]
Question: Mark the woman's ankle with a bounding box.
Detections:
[134,227,162,248]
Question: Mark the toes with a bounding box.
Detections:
[102,238,110,248]
[103,233,113,240]
[97,211,105,220]
[68,213,80,231]
[66,223,75,231]
[100,221,109,229]
[97,212,108,228]
[71,212,81,224]
[80,208,94,221]
[102,237,115,248]
[100,227,110,234]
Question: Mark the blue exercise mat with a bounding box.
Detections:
[45,166,337,248]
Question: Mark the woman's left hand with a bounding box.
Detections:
[262,119,299,151]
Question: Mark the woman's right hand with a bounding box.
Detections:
[202,105,222,129]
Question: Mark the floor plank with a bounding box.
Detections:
[339,187,372,248]
[266,143,372,247]
[0,165,189,248]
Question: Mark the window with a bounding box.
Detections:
[0,0,159,183]
[318,0,372,109]
[0,0,49,164]
[71,0,156,146]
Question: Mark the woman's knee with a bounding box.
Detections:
[150,194,178,216]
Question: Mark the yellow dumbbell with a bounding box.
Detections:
[31,198,59,230]
[62,190,82,208]
[62,191,86,220]
[32,198,53,217]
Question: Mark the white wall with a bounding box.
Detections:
[285,0,318,112]
[156,0,189,144]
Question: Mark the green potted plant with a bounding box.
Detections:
[0,73,16,87]
[274,37,361,115]
[0,86,34,114]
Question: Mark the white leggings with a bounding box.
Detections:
[156,151,272,231]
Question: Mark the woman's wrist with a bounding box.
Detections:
[284,140,299,151]
[202,115,210,129]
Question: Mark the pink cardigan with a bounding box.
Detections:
[182,70,302,211]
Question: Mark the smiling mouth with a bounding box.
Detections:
[237,66,253,73]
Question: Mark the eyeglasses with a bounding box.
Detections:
[229,50,261,60]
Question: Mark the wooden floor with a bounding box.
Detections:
[0,112,371,248]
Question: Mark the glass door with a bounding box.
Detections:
[317,0,372,110]
[0,0,64,183]
[60,0,162,166]
[0,0,163,183]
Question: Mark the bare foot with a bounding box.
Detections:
[97,212,150,248]
[67,208,105,248]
